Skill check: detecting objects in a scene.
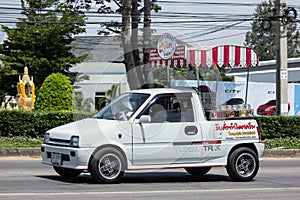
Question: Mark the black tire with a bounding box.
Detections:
[89,147,126,184]
[226,147,259,182]
[185,167,212,176]
[53,166,83,178]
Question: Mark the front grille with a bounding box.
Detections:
[47,137,70,147]
[50,138,70,143]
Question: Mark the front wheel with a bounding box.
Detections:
[89,147,126,184]
[53,166,83,178]
[185,167,211,176]
[226,147,259,182]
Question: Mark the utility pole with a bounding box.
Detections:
[275,0,288,116]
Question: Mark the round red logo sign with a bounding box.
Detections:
[157,33,176,60]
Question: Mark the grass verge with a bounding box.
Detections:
[0,136,42,147]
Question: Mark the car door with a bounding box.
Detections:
[131,93,203,166]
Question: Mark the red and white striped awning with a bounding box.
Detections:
[188,45,259,68]
[149,46,186,68]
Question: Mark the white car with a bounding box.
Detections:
[41,87,264,183]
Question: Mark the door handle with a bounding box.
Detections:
[185,126,198,135]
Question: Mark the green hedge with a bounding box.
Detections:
[254,116,300,139]
[0,110,299,139]
[0,110,94,138]
[263,137,300,149]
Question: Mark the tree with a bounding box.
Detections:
[244,0,300,61]
[188,67,234,82]
[73,92,94,112]
[106,83,120,101]
[143,0,153,84]
[121,0,143,89]
[153,67,234,84]
[35,73,73,111]
[92,0,161,89]
[0,0,88,95]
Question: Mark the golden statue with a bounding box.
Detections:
[16,66,35,110]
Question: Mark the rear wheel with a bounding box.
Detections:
[53,166,83,178]
[89,147,126,184]
[185,167,212,176]
[226,147,259,182]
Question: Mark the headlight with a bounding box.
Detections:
[44,133,50,143]
[70,136,80,147]
[265,107,272,111]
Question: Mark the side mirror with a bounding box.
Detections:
[139,115,151,124]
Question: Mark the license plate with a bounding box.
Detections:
[51,153,61,166]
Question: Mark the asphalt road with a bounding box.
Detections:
[0,158,299,200]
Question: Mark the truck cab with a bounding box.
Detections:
[41,87,264,183]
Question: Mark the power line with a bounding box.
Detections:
[0,1,299,43]
[156,1,259,6]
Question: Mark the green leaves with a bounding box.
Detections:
[0,0,88,93]
[263,137,300,149]
[35,73,73,111]
[0,110,93,138]
[245,0,300,61]
[0,136,42,147]
[0,111,298,149]
[255,116,300,139]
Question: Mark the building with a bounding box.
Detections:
[226,57,300,83]
[70,62,129,111]
[71,36,126,111]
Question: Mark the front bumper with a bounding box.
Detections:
[260,111,272,116]
[41,144,96,170]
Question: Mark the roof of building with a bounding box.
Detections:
[130,87,197,95]
[70,62,126,74]
[227,57,300,73]
[226,57,300,83]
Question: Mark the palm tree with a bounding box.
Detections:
[106,84,120,101]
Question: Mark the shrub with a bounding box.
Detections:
[0,110,93,138]
[263,137,300,149]
[35,73,73,111]
[0,110,299,141]
[254,116,300,139]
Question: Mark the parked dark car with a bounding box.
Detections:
[222,98,244,105]
[257,100,290,115]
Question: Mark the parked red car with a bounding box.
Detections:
[257,100,290,116]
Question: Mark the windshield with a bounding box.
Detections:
[94,93,150,120]
[266,100,276,105]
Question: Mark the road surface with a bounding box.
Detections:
[0,158,299,200]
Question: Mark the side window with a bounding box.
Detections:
[177,96,194,122]
[142,94,195,123]
[149,103,167,123]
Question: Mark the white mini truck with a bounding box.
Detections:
[41,87,264,183]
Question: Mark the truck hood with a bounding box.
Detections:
[46,117,133,148]
[47,118,120,142]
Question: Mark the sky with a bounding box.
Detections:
[0,0,299,47]
[155,0,300,46]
